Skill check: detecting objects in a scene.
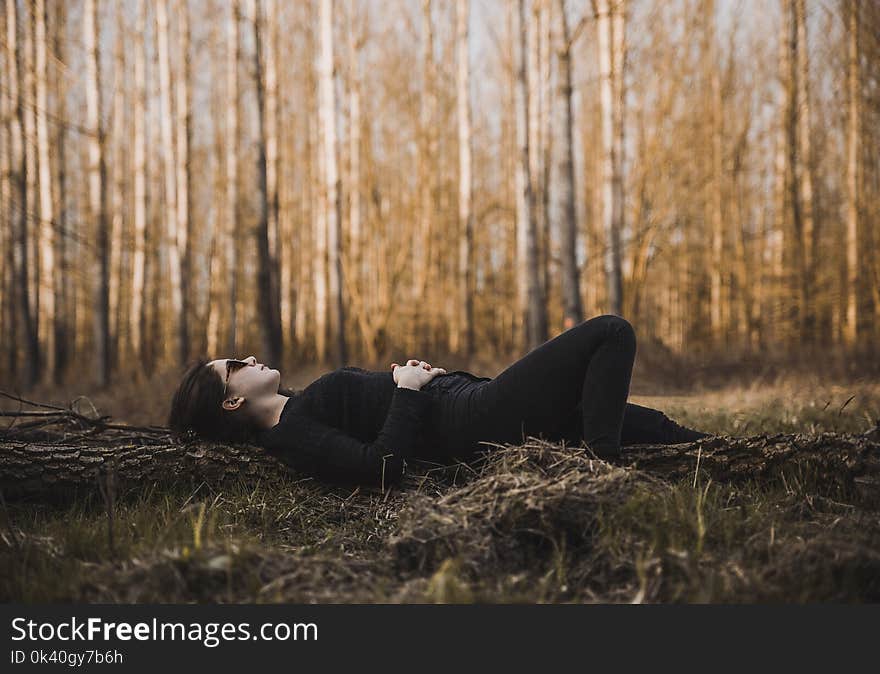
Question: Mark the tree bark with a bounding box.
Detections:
[84,0,110,387]
[794,0,815,344]
[175,0,193,363]
[5,0,39,387]
[553,0,583,330]
[109,11,126,370]
[35,0,56,384]
[319,0,347,367]
[1,430,878,500]
[844,0,860,346]
[250,0,282,367]
[597,0,623,316]
[156,0,184,366]
[130,0,148,366]
[456,0,475,358]
[514,0,546,352]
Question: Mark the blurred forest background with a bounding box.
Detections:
[1,0,879,410]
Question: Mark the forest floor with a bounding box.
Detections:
[2,363,880,603]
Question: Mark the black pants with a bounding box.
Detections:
[442,315,710,459]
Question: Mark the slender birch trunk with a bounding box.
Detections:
[597,0,622,316]
[226,0,240,355]
[175,0,192,362]
[844,0,860,345]
[554,0,583,330]
[456,0,474,357]
[131,0,147,366]
[414,0,434,352]
[52,0,70,377]
[109,16,126,370]
[514,0,545,350]
[772,0,791,343]
[249,0,282,366]
[34,0,56,383]
[84,0,109,386]
[22,0,39,353]
[794,0,815,343]
[5,0,38,385]
[264,0,281,355]
[319,0,346,366]
[705,0,724,341]
[155,0,183,365]
[348,0,364,323]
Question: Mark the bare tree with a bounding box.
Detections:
[226,0,240,355]
[34,0,56,382]
[176,0,193,362]
[156,0,184,364]
[596,0,623,316]
[130,0,148,367]
[553,0,583,330]
[456,0,475,357]
[412,0,434,353]
[109,7,126,370]
[84,0,109,386]
[794,0,816,343]
[844,0,860,345]
[4,0,38,386]
[319,0,347,366]
[249,0,282,366]
[514,0,547,351]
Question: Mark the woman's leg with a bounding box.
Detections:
[465,314,637,457]
[619,402,712,445]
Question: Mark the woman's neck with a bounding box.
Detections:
[253,393,290,430]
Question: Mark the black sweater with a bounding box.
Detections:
[257,366,489,487]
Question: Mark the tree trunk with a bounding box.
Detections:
[250,0,282,367]
[1,430,878,500]
[705,0,724,343]
[457,0,474,358]
[514,0,545,352]
[844,0,860,346]
[84,0,110,387]
[109,12,126,371]
[35,0,56,384]
[52,0,70,379]
[794,0,816,344]
[5,0,38,387]
[553,0,583,330]
[226,0,240,356]
[414,0,434,353]
[264,0,282,358]
[156,0,183,366]
[612,0,627,319]
[175,0,193,363]
[347,0,364,356]
[772,0,791,346]
[130,0,148,367]
[320,0,347,367]
[313,3,328,364]
[597,0,622,316]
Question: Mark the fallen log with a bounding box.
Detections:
[1,427,879,500]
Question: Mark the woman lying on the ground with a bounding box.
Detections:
[168,314,712,487]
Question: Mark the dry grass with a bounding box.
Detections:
[2,367,879,603]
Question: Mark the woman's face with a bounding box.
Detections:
[208,355,281,404]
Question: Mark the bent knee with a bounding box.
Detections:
[590,314,636,344]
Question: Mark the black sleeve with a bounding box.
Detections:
[272,386,432,488]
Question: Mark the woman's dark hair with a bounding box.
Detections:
[168,356,301,445]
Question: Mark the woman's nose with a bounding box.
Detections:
[246,356,257,366]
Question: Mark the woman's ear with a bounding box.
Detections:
[222,396,244,412]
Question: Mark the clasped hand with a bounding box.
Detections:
[390,359,447,389]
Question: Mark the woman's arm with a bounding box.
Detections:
[267,386,432,488]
